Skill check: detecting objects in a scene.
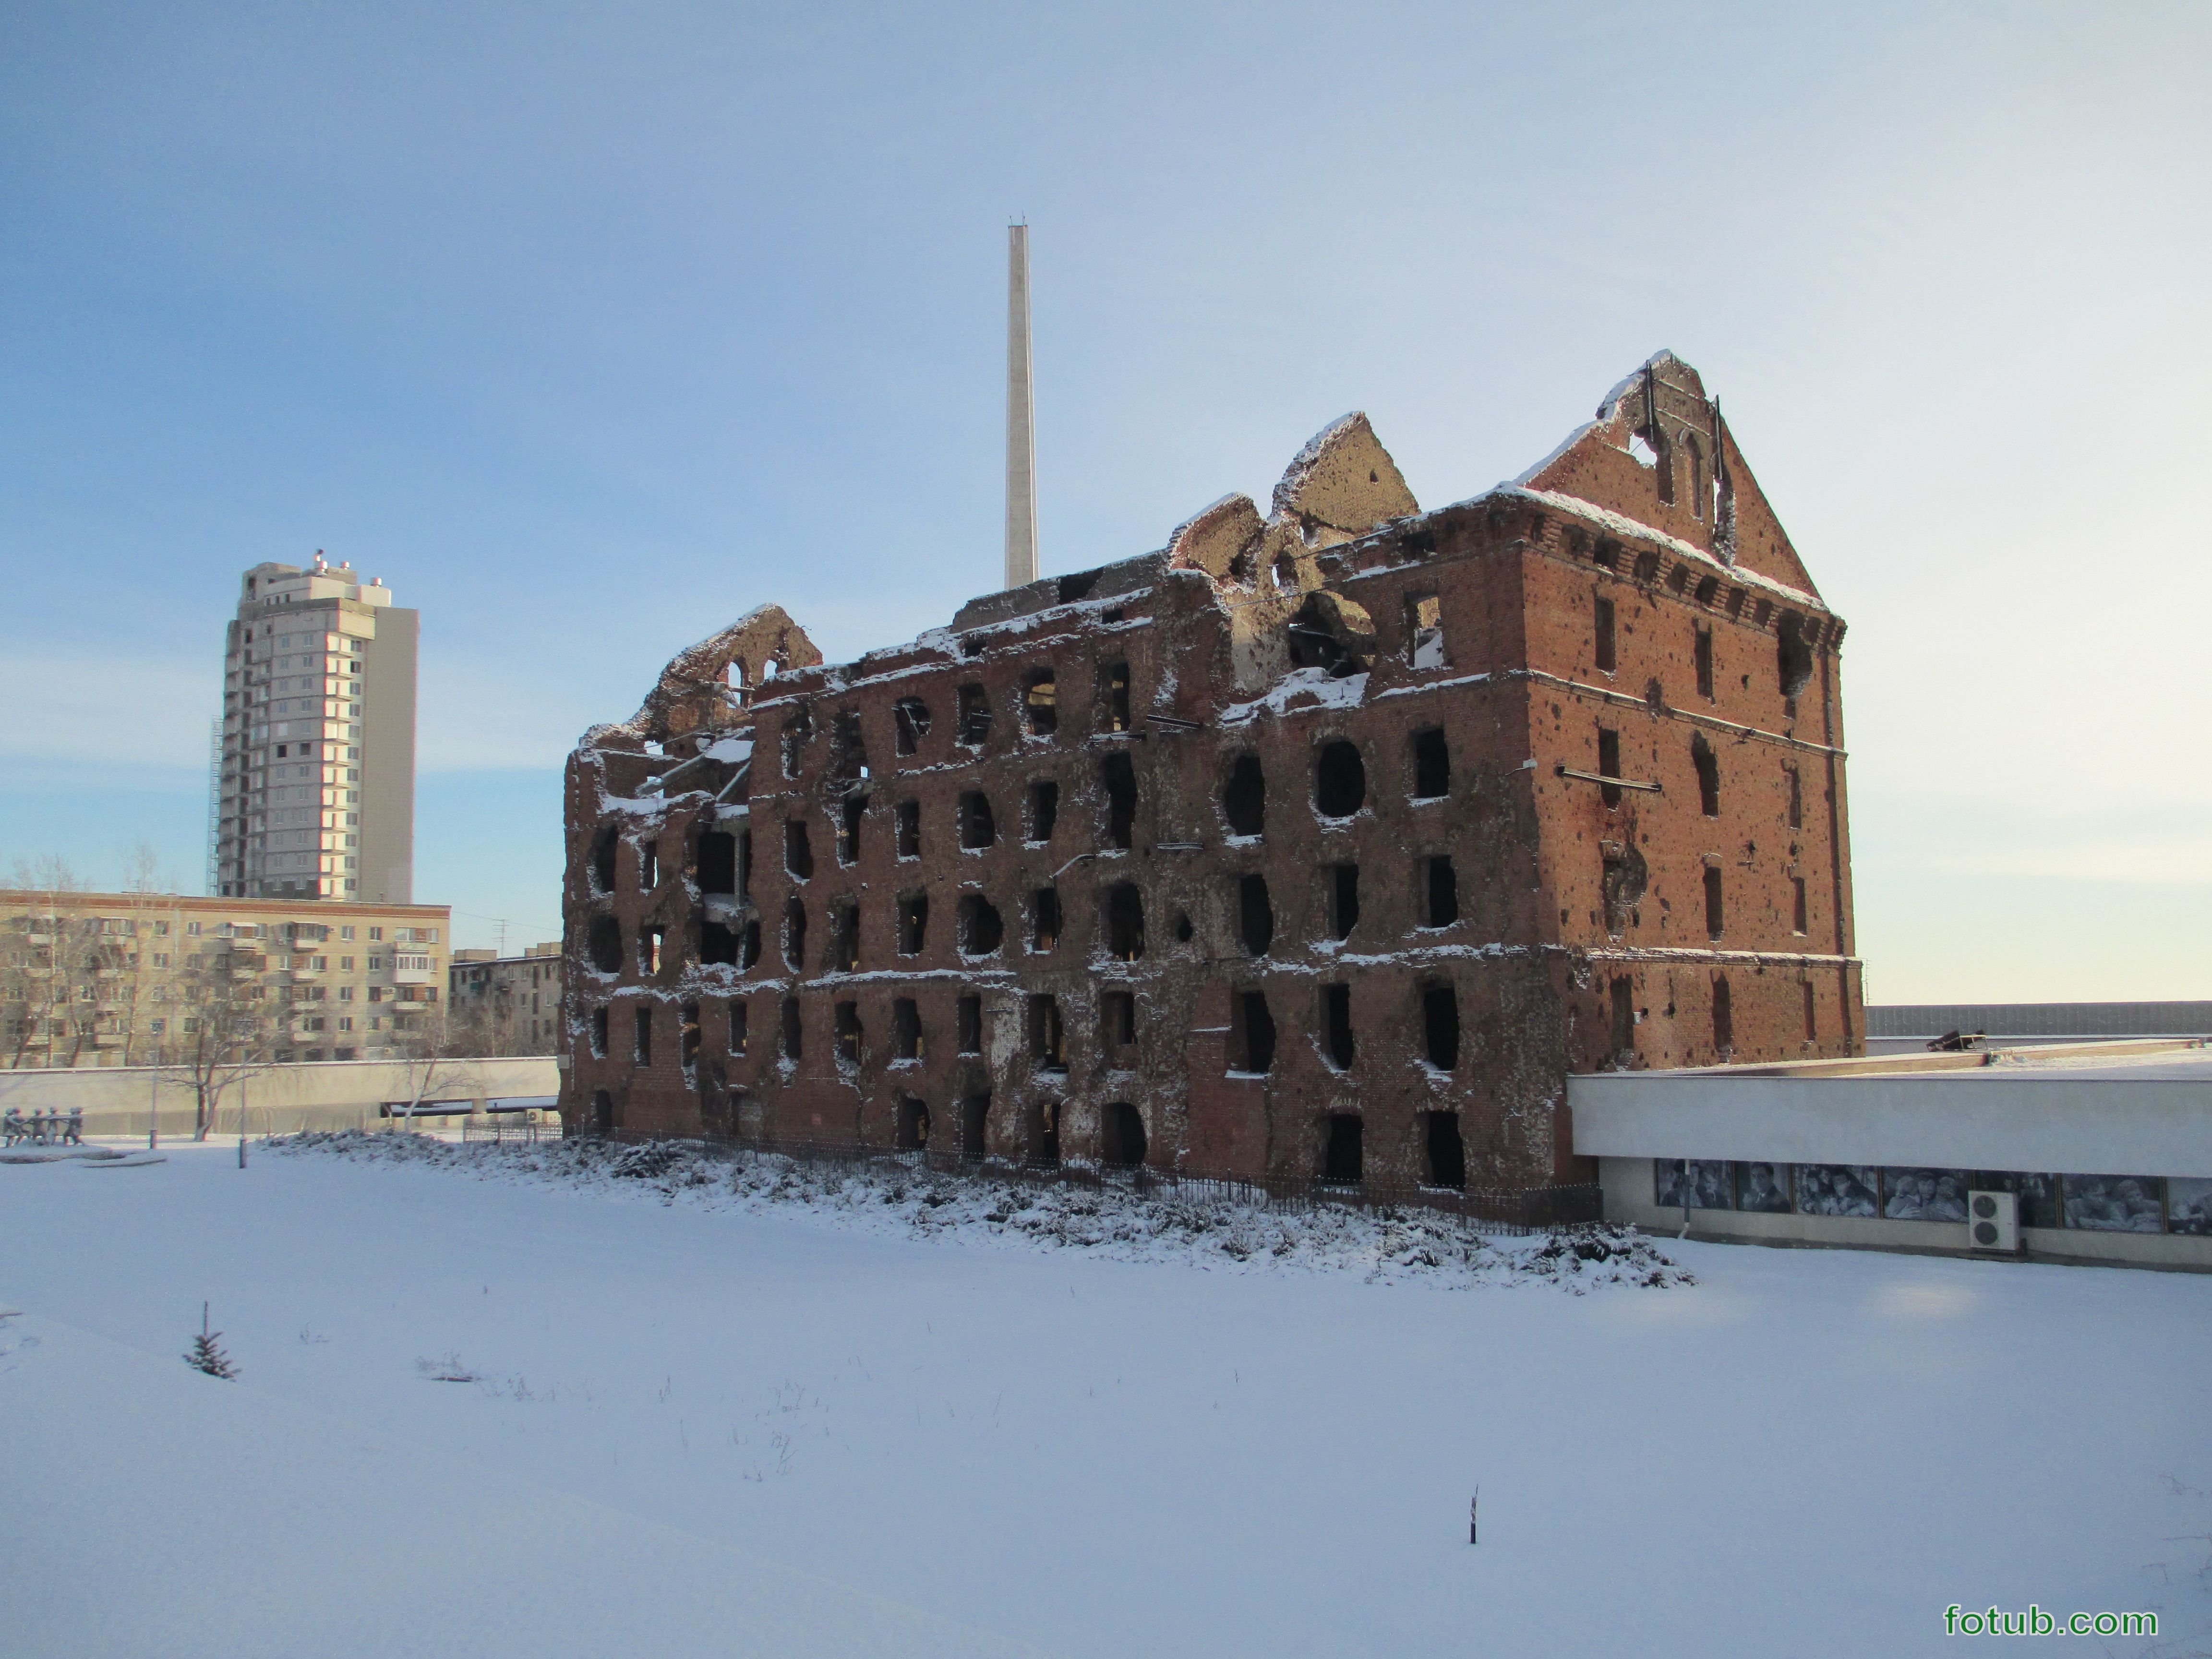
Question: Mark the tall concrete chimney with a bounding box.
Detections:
[1005,223,1038,590]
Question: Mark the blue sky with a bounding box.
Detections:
[2,1,2207,997]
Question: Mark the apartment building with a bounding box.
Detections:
[449,944,565,1055]
[0,890,449,1069]
[210,556,418,903]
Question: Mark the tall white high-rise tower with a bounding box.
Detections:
[1005,222,1039,590]
[210,556,418,903]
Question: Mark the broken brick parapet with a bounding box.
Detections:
[559,350,1863,1190]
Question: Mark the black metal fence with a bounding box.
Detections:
[572,1124,1600,1233]
[460,1118,557,1145]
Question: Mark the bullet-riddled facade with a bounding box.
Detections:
[558,352,1860,1192]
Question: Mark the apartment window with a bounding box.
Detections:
[1594,595,1616,674]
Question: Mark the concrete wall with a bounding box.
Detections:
[0,1056,559,1138]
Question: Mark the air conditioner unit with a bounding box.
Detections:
[1967,1190,2019,1253]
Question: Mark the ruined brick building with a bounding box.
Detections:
[557,351,1860,1192]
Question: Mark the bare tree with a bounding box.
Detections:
[385,1008,486,1124]
[161,934,283,1139]
[2,858,87,1070]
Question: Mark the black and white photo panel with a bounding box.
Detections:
[1795,1165,1879,1217]
[2062,1175,2164,1233]
[1653,1159,1692,1208]
[2168,1178,2212,1236]
[1972,1171,2061,1229]
[1735,1161,1793,1213]
[1690,1159,1734,1210]
[1882,1168,1972,1222]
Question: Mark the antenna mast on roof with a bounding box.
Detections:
[1005,221,1039,589]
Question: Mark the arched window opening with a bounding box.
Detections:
[896,1095,930,1150]
[1422,1111,1466,1190]
[1102,1102,1147,1169]
[1223,755,1265,837]
[1315,741,1366,818]
[1322,1114,1363,1185]
[957,894,1004,956]
[1237,873,1273,956]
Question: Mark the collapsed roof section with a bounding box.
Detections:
[588,604,820,753]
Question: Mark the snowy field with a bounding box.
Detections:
[3,1135,2207,1659]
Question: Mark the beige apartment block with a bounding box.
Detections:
[211,556,418,903]
[0,889,449,1069]
[449,943,565,1056]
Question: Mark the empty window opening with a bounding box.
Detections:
[1791,876,1809,935]
[784,819,814,880]
[680,1002,700,1072]
[1420,855,1459,928]
[701,921,739,966]
[957,684,991,746]
[895,1096,930,1150]
[835,1001,862,1066]
[1610,976,1634,1054]
[959,791,997,849]
[830,902,860,973]
[1786,766,1803,830]
[1101,989,1136,1048]
[1594,596,1617,674]
[1102,1102,1147,1169]
[783,899,808,971]
[895,799,921,858]
[1101,661,1131,732]
[639,840,660,891]
[592,1090,614,1133]
[1102,752,1137,847]
[640,924,665,975]
[1229,989,1277,1073]
[1024,671,1058,735]
[728,1000,748,1057]
[1057,569,1100,602]
[830,710,868,782]
[1273,550,1300,590]
[780,996,802,1060]
[1105,882,1145,961]
[1712,975,1733,1053]
[1726,587,1746,620]
[1027,1099,1061,1167]
[1322,1114,1363,1184]
[1778,614,1814,697]
[1028,995,1067,1072]
[957,895,1003,956]
[1031,888,1062,952]
[1692,735,1720,817]
[1237,873,1274,956]
[956,994,983,1054]
[781,709,811,779]
[1633,549,1660,584]
[735,828,752,898]
[1602,842,1647,937]
[738,920,760,970]
[1407,594,1446,669]
[892,697,931,756]
[1173,911,1194,943]
[838,793,868,865]
[1695,575,1719,607]
[1597,728,1623,810]
[1025,779,1059,843]
[898,892,928,955]
[1321,984,1355,1070]
[1669,563,1691,596]
[633,1005,653,1066]
[587,914,622,974]
[1802,981,1817,1040]
[1422,1111,1466,1190]
[1421,982,1460,1070]
[960,1093,989,1161]
[590,1006,609,1058]
[1315,741,1366,818]
[697,831,736,895]
[1325,863,1360,940]
[1412,728,1450,800]
[891,998,923,1061]
[1223,755,1266,837]
[1593,536,1623,571]
[1685,433,1706,520]
[589,826,618,895]
[1704,866,1725,940]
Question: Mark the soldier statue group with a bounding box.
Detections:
[2,1106,84,1147]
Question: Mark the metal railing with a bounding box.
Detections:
[569,1125,1599,1233]
[460,1117,556,1144]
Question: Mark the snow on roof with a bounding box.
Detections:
[1485,485,1821,611]
[1219,667,1370,726]
[1270,413,1367,520]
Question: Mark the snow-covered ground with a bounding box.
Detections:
[3,1135,2206,1659]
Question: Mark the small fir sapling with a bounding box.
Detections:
[185,1302,239,1380]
